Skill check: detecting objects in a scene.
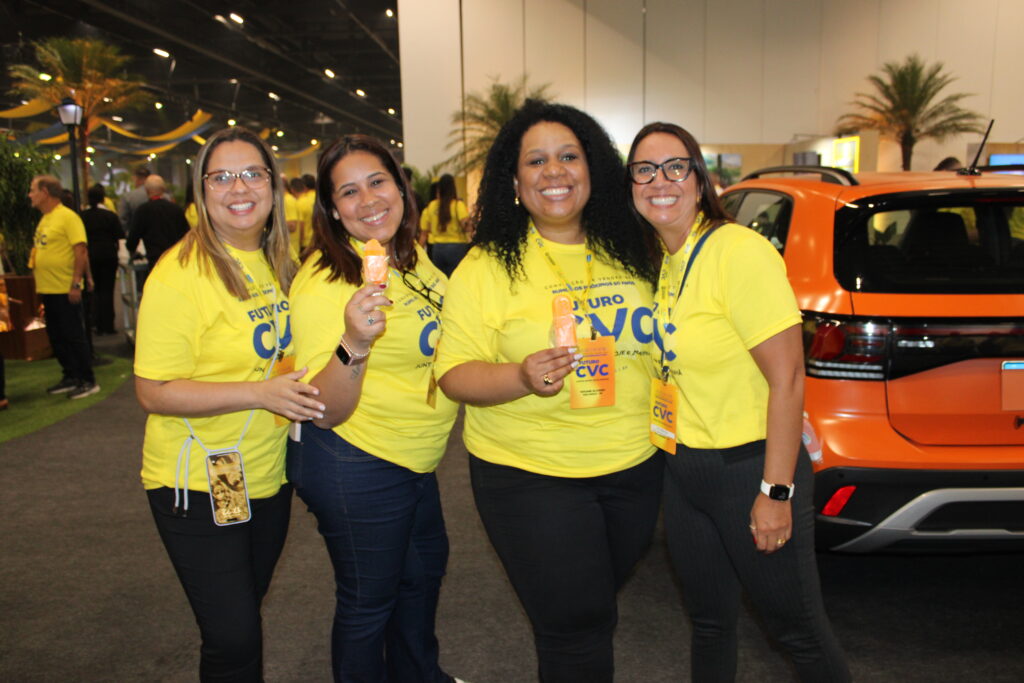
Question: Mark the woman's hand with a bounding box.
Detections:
[255,366,326,421]
[343,283,392,351]
[518,346,580,397]
[749,494,792,554]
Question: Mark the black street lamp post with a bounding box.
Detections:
[56,97,84,210]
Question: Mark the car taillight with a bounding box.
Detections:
[821,485,857,517]
[803,315,889,380]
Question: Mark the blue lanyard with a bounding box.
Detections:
[656,226,717,380]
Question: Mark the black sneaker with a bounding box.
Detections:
[68,382,101,400]
[47,378,79,395]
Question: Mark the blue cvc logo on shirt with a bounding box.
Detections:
[571,299,675,362]
[252,310,292,359]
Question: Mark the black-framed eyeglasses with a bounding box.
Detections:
[401,270,444,311]
[203,167,272,192]
[627,157,694,184]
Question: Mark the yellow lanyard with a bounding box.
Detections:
[529,222,596,339]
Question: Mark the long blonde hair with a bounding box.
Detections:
[177,127,296,298]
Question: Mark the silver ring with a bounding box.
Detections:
[367,316,376,325]
[542,374,553,385]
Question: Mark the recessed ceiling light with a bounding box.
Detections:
[389,139,395,144]
[397,142,404,148]
[268,92,281,101]
[38,73,52,81]
[387,107,396,115]
[154,102,164,110]
[310,138,318,146]
[228,78,239,84]
[102,97,113,103]
[271,145,279,152]
[186,158,192,165]
[276,130,285,138]
[386,9,394,18]
[213,14,228,25]
[324,68,336,79]
[355,89,366,97]
[229,13,244,24]
[227,118,237,126]
[153,48,170,58]
[54,153,62,160]
[86,146,96,153]
[111,115,124,122]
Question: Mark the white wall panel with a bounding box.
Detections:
[818,1,880,137]
[877,0,937,65]
[704,0,763,143]
[524,0,586,108]
[462,0,525,95]
[990,0,1024,144]
[762,0,821,142]
[398,0,463,169]
[583,0,645,150]
[643,0,706,138]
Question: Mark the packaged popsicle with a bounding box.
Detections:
[552,294,578,347]
[362,239,389,286]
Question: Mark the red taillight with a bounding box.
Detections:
[821,485,857,517]
[804,316,889,380]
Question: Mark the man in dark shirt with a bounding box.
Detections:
[126,175,190,285]
[81,184,124,334]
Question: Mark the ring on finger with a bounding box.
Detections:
[542,374,553,385]
[367,315,376,325]
[776,538,786,546]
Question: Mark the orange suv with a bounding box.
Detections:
[721,166,1024,552]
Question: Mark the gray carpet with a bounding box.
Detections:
[3,336,1023,682]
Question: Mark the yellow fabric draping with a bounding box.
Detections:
[36,118,103,145]
[96,110,212,141]
[192,134,206,145]
[0,98,52,118]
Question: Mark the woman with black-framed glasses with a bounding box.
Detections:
[285,134,460,682]
[626,121,850,682]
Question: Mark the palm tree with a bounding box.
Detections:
[9,38,151,187]
[836,54,984,171]
[445,76,553,175]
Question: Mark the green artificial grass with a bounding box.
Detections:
[0,353,133,444]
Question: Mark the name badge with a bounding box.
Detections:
[272,354,296,426]
[569,335,615,409]
[649,378,678,453]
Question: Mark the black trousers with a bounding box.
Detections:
[148,485,292,683]
[89,257,119,333]
[41,293,94,384]
[470,452,664,683]
[662,442,850,682]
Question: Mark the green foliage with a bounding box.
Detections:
[444,76,553,175]
[0,140,56,275]
[836,54,985,170]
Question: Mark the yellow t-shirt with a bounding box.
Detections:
[436,239,657,477]
[296,191,315,251]
[290,243,458,472]
[284,193,300,257]
[659,222,802,449]
[134,241,293,498]
[420,199,470,244]
[184,203,198,229]
[32,204,87,294]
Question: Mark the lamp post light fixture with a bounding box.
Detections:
[57,97,84,210]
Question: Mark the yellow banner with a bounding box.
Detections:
[0,97,52,118]
[96,110,212,142]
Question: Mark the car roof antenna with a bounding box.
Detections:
[958,119,994,176]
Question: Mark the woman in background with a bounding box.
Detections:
[419,173,471,276]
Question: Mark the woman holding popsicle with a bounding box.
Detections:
[286,134,459,682]
[435,100,662,682]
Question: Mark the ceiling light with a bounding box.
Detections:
[310,138,318,146]
[86,146,96,154]
[227,118,237,126]
[389,139,395,144]
[54,153,62,160]
[387,107,396,116]
[355,89,366,97]
[276,130,284,138]
[153,48,170,58]
[213,14,228,25]
[397,142,403,148]
[228,78,239,84]
[386,9,394,18]
[148,153,157,160]
[271,145,279,152]
[102,97,112,103]
[185,159,192,165]
[111,115,124,122]
[324,68,335,79]
[20,99,28,105]
[230,12,244,24]
[154,102,163,110]
[268,92,281,101]
[38,73,52,81]
[107,162,112,167]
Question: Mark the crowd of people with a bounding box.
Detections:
[20,99,852,682]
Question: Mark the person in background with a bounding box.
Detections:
[119,166,151,228]
[183,181,199,229]
[435,100,662,682]
[934,156,963,171]
[286,177,305,258]
[287,134,459,682]
[626,121,850,682]
[296,173,316,253]
[126,174,191,283]
[28,175,98,400]
[81,184,124,335]
[419,173,471,277]
[134,126,323,682]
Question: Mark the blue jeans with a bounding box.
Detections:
[287,424,452,683]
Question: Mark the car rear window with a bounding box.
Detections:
[834,190,1024,294]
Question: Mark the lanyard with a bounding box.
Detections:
[529,223,595,339]
[655,225,717,380]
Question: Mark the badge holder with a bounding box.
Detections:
[204,450,252,526]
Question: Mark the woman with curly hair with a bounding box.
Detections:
[435,100,662,682]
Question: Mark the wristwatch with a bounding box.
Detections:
[335,335,369,366]
[760,479,795,501]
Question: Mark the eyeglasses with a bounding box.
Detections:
[627,158,694,184]
[203,167,272,192]
[401,270,444,311]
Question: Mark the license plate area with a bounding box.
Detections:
[1002,361,1024,411]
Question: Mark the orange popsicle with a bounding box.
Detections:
[362,239,389,286]
[552,294,577,347]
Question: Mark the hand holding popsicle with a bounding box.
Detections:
[518,346,582,397]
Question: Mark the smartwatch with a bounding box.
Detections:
[335,335,369,366]
[760,479,795,501]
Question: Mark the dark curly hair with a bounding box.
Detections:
[626,122,733,269]
[471,99,657,284]
[307,134,419,285]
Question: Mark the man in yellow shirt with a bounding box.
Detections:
[29,175,99,399]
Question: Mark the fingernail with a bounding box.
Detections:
[379,283,387,289]
[318,404,326,412]
[316,412,325,420]
[571,361,579,368]
[568,346,578,353]
[574,353,583,361]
